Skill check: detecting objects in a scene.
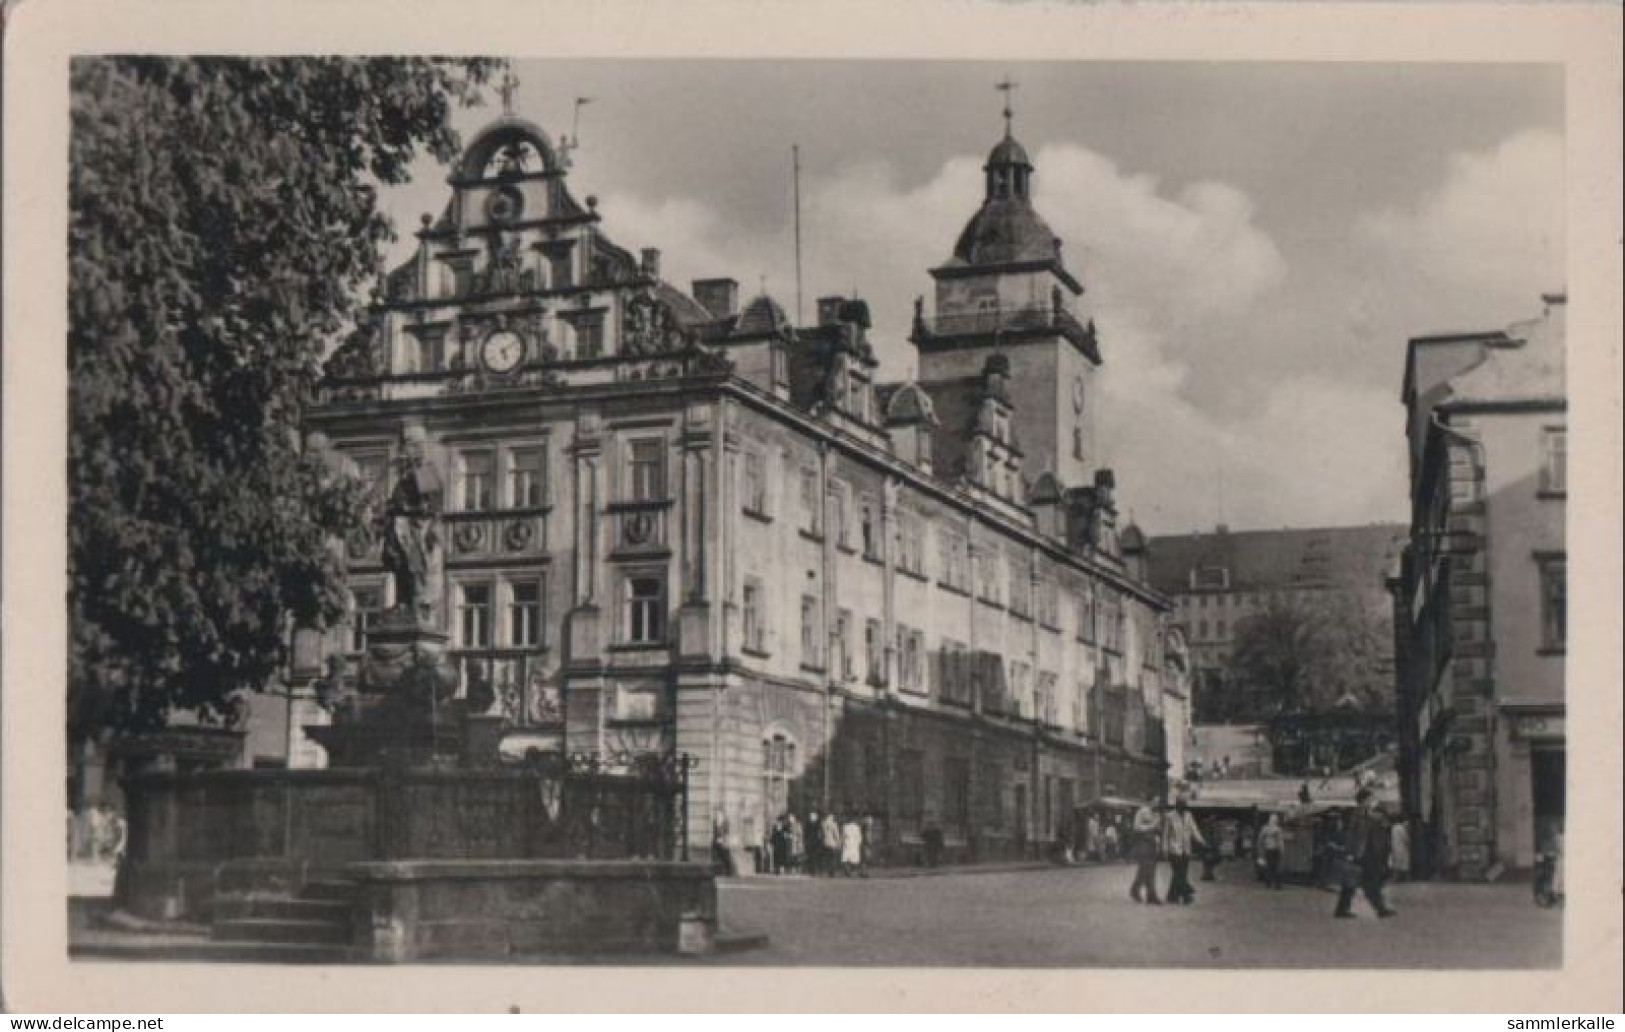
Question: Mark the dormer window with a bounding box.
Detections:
[1190,566,1230,590]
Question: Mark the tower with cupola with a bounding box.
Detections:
[911,89,1102,495]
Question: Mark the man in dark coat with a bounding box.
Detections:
[1335,789,1397,919]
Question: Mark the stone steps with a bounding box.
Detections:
[207,877,360,950]
[301,878,363,903]
[208,895,354,924]
[210,916,353,946]
[71,940,357,965]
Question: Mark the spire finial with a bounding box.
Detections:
[497,70,520,115]
[995,75,1019,138]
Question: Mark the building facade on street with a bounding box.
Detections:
[299,106,1181,864]
[1391,293,1566,878]
[1146,524,1405,718]
[1145,523,1405,781]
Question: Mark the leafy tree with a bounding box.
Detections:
[1224,584,1392,719]
[68,57,502,736]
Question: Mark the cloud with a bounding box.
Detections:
[1356,129,1564,326]
[597,143,1345,533]
[506,133,1558,536]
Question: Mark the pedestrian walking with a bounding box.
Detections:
[787,811,806,874]
[1128,796,1163,904]
[1389,816,1411,882]
[1257,813,1285,888]
[840,813,865,877]
[1162,798,1206,905]
[1334,789,1397,919]
[770,814,789,874]
[712,808,733,876]
[821,811,843,877]
[805,809,824,876]
[1084,812,1102,862]
[752,815,771,874]
[1198,817,1219,882]
[860,812,876,871]
[1549,828,1565,901]
[1104,820,1121,861]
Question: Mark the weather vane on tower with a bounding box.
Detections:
[996,75,1019,137]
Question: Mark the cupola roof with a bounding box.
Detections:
[949,197,1063,268]
[986,135,1032,170]
[736,293,790,336]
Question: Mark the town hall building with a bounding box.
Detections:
[301,98,1183,864]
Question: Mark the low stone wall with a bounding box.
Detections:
[347,859,717,961]
[118,764,687,921]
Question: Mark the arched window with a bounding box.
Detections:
[762,730,802,825]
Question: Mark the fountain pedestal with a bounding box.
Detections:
[305,606,464,769]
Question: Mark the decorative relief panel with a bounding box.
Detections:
[444,514,548,561]
[610,507,668,554]
[609,681,666,723]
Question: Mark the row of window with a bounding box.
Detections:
[354,572,1136,671]
[350,571,666,653]
[1178,587,1319,611]
[351,436,668,517]
[349,577,547,652]
[453,446,549,510]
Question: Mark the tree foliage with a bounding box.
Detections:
[1223,584,1392,720]
[68,57,501,736]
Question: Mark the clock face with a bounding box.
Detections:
[485,186,524,225]
[482,330,525,373]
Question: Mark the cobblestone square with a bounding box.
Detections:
[716,863,1562,968]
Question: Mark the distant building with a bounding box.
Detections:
[1145,523,1406,724]
[298,104,1181,864]
[1391,293,1566,878]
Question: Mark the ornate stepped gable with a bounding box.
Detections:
[320,110,732,386]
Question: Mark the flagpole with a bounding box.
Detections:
[792,144,804,326]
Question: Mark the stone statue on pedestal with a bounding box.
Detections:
[380,450,442,622]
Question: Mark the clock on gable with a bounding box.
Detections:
[481,328,526,373]
[485,185,524,226]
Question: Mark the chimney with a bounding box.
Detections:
[692,278,739,320]
[640,248,661,280]
[817,296,845,327]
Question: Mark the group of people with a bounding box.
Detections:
[1105,787,1402,919]
[1121,795,1209,906]
[716,809,872,878]
[1077,811,1129,861]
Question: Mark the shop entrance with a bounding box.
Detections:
[1531,746,1565,854]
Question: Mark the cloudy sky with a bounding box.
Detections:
[379,60,1563,536]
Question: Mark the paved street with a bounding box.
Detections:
[716,863,1562,968]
